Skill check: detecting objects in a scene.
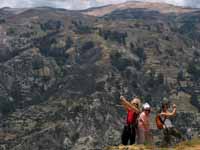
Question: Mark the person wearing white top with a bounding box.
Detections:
[160,99,183,147]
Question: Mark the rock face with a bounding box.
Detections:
[0,3,200,149]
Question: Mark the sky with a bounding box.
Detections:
[0,0,200,10]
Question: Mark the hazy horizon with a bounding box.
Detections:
[0,0,200,10]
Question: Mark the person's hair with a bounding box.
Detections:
[158,108,162,113]
[133,96,140,99]
[161,103,169,110]
[131,97,141,108]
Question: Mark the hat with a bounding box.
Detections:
[142,103,151,110]
[163,97,169,102]
[162,97,170,105]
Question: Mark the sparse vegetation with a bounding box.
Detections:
[79,41,95,52]
[177,70,184,81]
[187,60,200,81]
[41,20,64,31]
[191,94,200,111]
[110,51,131,71]
[99,29,127,45]
[65,36,73,50]
[0,18,5,24]
[72,20,92,34]
[131,46,146,63]
[32,56,44,70]
[10,81,22,103]
[7,27,17,35]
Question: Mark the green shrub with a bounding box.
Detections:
[10,81,22,102]
[0,18,5,24]
[179,22,196,34]
[177,70,184,81]
[41,20,63,31]
[110,52,131,71]
[79,41,94,52]
[0,96,15,115]
[65,37,73,50]
[134,47,146,62]
[187,61,200,80]
[7,27,17,35]
[99,29,127,45]
[72,20,92,34]
[191,94,200,111]
[32,56,44,70]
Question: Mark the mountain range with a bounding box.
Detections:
[0,1,200,149]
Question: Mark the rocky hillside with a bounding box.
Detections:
[0,2,200,150]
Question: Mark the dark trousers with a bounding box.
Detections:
[121,124,136,145]
[162,127,183,147]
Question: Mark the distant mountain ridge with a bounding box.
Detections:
[83,1,199,16]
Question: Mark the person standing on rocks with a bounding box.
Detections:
[120,96,141,145]
[138,103,152,144]
[159,99,183,147]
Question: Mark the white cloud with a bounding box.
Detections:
[1,0,32,8]
[0,0,199,9]
[137,0,200,8]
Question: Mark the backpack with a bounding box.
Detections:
[155,114,165,129]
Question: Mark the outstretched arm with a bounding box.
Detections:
[160,104,177,117]
[120,96,140,113]
[120,96,129,111]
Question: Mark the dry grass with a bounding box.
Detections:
[105,138,200,150]
[176,138,200,150]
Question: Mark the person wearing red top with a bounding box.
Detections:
[120,96,140,145]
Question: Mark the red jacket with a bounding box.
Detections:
[126,109,138,125]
